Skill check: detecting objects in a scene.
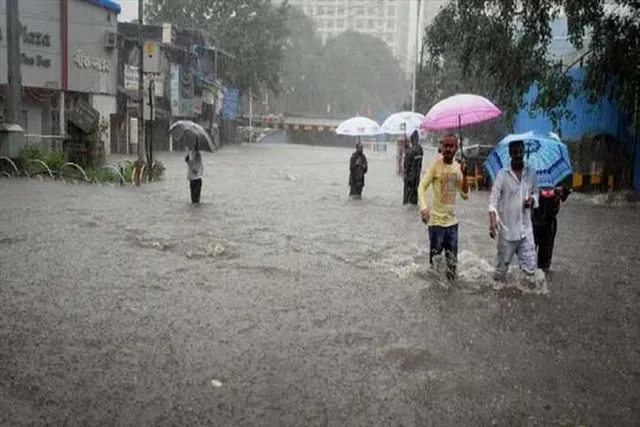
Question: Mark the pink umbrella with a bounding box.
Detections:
[420,94,502,156]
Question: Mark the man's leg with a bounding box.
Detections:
[403,181,410,204]
[536,222,552,269]
[494,235,518,282]
[545,217,558,269]
[194,178,202,203]
[516,233,537,276]
[443,224,459,281]
[189,179,197,204]
[428,226,445,266]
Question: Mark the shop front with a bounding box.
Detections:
[66,0,120,155]
[0,0,62,149]
[0,0,120,154]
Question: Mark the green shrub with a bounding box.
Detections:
[144,160,166,181]
[19,145,44,162]
[42,151,67,172]
[86,166,124,184]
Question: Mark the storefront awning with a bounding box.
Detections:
[84,0,121,14]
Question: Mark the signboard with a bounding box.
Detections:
[129,118,138,145]
[125,65,164,96]
[222,87,240,121]
[0,0,61,87]
[143,41,160,73]
[68,100,100,133]
[170,63,180,116]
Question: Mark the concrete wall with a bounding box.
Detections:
[66,0,118,96]
[0,0,62,89]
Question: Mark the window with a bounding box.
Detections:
[356,20,364,30]
[327,20,335,29]
[387,6,395,16]
[367,19,374,29]
[317,6,324,15]
[387,20,394,30]
[337,19,345,29]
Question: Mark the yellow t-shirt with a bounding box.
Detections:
[418,158,469,227]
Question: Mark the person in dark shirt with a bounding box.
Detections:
[532,185,571,270]
[349,141,368,199]
[403,130,424,205]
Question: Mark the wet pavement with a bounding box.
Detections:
[1,143,639,426]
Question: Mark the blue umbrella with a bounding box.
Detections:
[484,131,573,188]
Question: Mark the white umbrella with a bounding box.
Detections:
[381,111,425,136]
[335,116,382,137]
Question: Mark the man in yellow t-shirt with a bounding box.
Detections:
[418,134,470,280]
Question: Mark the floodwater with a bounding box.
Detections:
[1,143,639,426]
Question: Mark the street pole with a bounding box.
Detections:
[0,0,25,158]
[411,0,422,112]
[137,0,145,162]
[248,88,253,143]
[148,75,154,175]
[6,0,22,124]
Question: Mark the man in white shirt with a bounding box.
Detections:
[488,140,539,282]
[185,140,204,204]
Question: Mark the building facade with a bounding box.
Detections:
[284,0,411,72]
[0,0,120,154]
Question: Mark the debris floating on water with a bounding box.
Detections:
[210,379,223,387]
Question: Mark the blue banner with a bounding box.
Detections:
[222,86,240,121]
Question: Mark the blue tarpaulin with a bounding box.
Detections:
[85,0,121,14]
[514,67,638,190]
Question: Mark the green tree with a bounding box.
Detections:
[278,6,328,115]
[145,0,290,95]
[419,1,573,129]
[419,0,640,132]
[322,31,408,117]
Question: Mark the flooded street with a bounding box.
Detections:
[1,143,639,426]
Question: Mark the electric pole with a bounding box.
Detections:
[137,0,145,162]
[411,0,422,112]
[6,0,22,124]
[0,0,25,158]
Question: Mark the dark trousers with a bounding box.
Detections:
[533,218,557,269]
[403,179,419,205]
[189,178,202,204]
[428,224,459,280]
[349,184,363,197]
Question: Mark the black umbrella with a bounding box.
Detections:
[169,120,216,152]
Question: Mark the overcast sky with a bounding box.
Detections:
[118,0,139,22]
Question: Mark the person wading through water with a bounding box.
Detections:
[418,134,469,281]
[396,136,409,176]
[349,140,368,199]
[403,130,424,205]
[185,139,203,204]
[532,184,571,271]
[488,139,539,283]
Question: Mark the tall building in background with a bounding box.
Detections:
[405,0,450,73]
[283,0,412,73]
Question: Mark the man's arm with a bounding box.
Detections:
[458,161,469,200]
[418,163,435,212]
[529,169,539,209]
[488,171,504,229]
